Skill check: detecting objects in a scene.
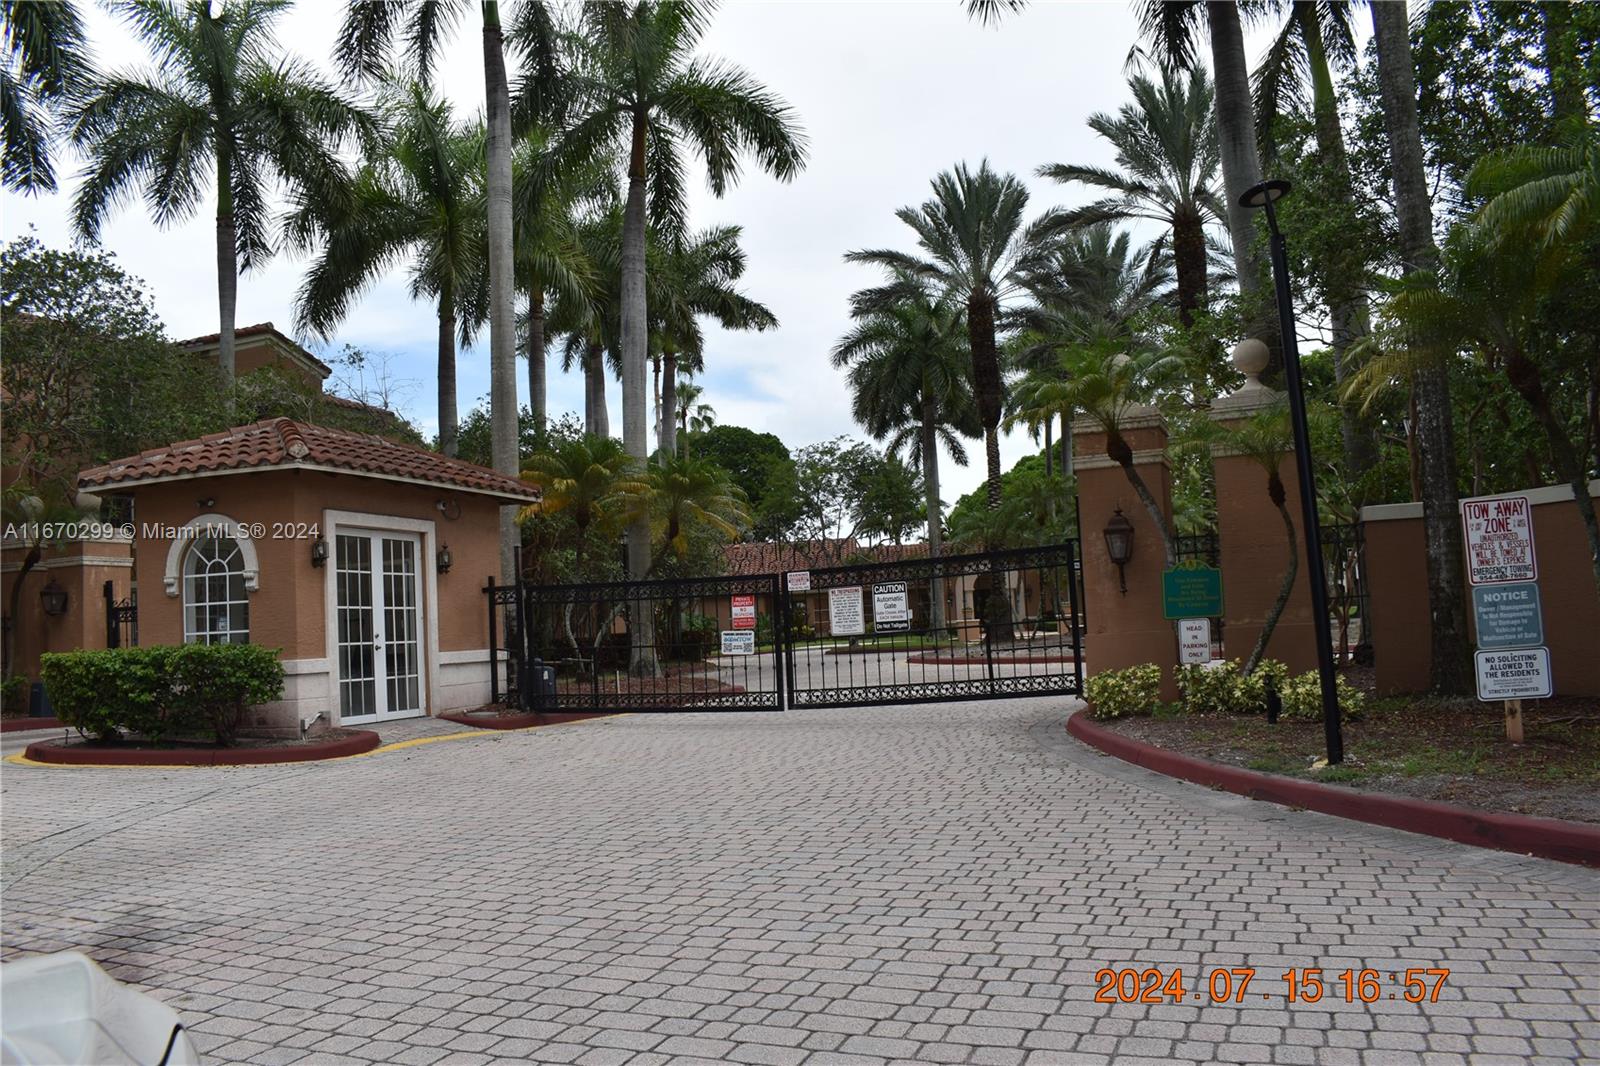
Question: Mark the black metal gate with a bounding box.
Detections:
[489,541,1084,713]
[778,542,1083,708]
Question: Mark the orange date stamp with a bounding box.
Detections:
[1093,967,1451,1005]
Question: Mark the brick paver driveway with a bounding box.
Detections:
[3,700,1597,1065]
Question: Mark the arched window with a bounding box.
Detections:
[184,535,250,644]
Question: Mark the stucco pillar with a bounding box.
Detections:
[1210,342,1318,674]
[1072,405,1179,699]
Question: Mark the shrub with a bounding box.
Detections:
[1175,659,1290,716]
[1279,669,1367,721]
[40,644,282,745]
[167,644,285,746]
[1085,664,1161,719]
[1,673,27,717]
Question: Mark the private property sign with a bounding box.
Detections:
[1461,493,1536,584]
[731,593,756,629]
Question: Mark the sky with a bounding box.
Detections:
[1,1,1285,508]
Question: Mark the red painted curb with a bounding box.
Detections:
[440,711,615,730]
[1066,710,1600,868]
[907,654,1077,665]
[23,729,381,766]
[1,717,62,734]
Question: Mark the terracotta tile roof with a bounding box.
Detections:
[78,418,539,503]
[177,321,333,377]
[722,539,930,577]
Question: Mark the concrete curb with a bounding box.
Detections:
[1066,709,1600,868]
[23,729,381,767]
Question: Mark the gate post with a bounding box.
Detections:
[1210,362,1319,674]
[1072,405,1179,699]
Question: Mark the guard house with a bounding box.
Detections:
[75,418,538,734]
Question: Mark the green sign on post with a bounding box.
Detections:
[1162,566,1223,619]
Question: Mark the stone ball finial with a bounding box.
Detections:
[1231,338,1270,387]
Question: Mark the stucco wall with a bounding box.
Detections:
[1363,481,1600,696]
[1,534,133,685]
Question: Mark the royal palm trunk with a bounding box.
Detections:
[920,398,946,633]
[619,112,658,676]
[527,290,546,438]
[1371,0,1472,695]
[483,2,519,584]
[215,147,237,385]
[661,351,679,457]
[438,291,459,457]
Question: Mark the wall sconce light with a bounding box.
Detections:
[436,544,453,574]
[1102,507,1135,595]
[310,536,328,568]
[40,578,69,617]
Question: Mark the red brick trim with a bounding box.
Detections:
[1,717,62,734]
[1066,709,1600,868]
[23,729,380,766]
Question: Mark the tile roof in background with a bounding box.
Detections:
[721,539,929,578]
[77,418,539,503]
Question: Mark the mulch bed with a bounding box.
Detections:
[1100,695,1600,824]
[24,727,379,766]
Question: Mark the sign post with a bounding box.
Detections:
[1461,492,1548,741]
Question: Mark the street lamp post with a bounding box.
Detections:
[1239,178,1345,765]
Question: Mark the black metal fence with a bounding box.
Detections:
[1320,522,1370,663]
[485,541,1086,713]
[490,571,786,712]
[103,580,136,648]
[779,542,1083,708]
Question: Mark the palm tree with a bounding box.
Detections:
[288,85,483,457]
[1252,0,1377,476]
[643,453,749,570]
[650,225,777,457]
[1136,1,1272,359]
[71,0,372,382]
[673,379,715,455]
[1039,64,1222,328]
[833,280,980,631]
[1203,404,1298,674]
[1471,136,1599,252]
[1366,0,1472,696]
[336,0,552,581]
[1,0,89,193]
[847,161,1055,519]
[550,1,806,661]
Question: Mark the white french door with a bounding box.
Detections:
[335,530,425,721]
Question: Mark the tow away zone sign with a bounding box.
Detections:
[1461,493,1536,585]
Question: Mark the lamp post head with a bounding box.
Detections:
[1239,179,1292,209]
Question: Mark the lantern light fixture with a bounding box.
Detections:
[1102,508,1135,596]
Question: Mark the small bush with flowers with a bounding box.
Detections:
[1085,663,1162,719]
[1279,670,1368,720]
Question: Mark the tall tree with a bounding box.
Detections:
[1,0,90,193]
[335,0,551,581]
[846,161,1054,519]
[1368,0,1473,695]
[1253,0,1377,476]
[650,224,777,458]
[552,0,806,675]
[833,279,980,630]
[289,85,484,457]
[1039,64,1222,328]
[1137,1,1275,363]
[72,0,372,383]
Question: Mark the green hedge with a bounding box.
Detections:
[40,645,284,746]
[1085,664,1161,719]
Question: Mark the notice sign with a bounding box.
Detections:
[1461,493,1536,585]
[1471,583,1544,649]
[720,630,755,656]
[1178,618,1211,664]
[731,593,756,630]
[786,570,811,592]
[1475,647,1553,701]
[828,586,865,636]
[873,581,909,633]
[1162,567,1223,620]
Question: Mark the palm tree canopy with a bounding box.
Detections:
[71,0,373,269]
[645,452,749,560]
[519,433,647,532]
[1039,65,1224,233]
[1469,135,1600,251]
[1,0,91,192]
[650,223,777,365]
[289,82,485,343]
[527,0,807,240]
